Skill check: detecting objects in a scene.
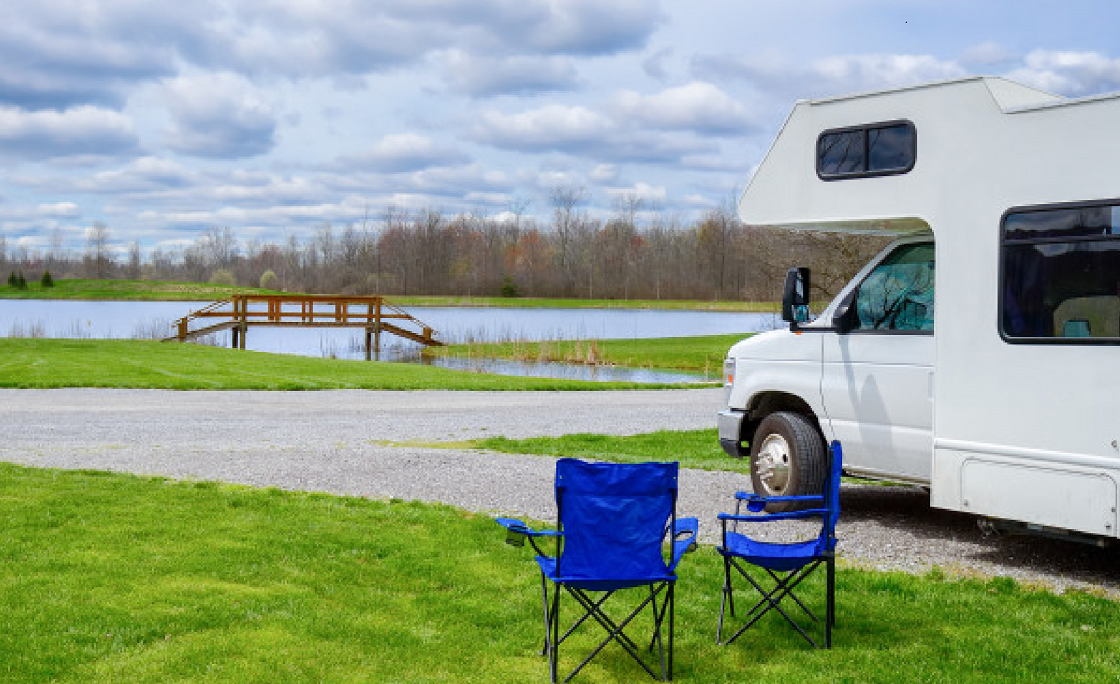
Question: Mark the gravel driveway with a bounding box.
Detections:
[3,388,1119,596]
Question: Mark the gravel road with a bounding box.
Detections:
[3,388,1119,596]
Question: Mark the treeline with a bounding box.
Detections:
[0,198,890,303]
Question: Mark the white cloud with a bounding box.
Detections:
[612,82,750,134]
[159,72,277,159]
[693,53,967,100]
[605,182,666,203]
[73,157,195,193]
[590,164,619,182]
[337,133,471,172]
[474,105,614,151]
[0,105,139,159]
[37,202,81,218]
[1006,50,1120,97]
[438,50,579,97]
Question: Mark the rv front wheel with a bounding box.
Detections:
[749,411,826,513]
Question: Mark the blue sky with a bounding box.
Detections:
[3,0,1120,256]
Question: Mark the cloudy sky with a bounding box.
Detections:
[4,0,1120,255]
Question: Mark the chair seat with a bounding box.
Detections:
[536,556,676,591]
[718,532,825,572]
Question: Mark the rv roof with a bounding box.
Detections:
[804,75,1120,114]
[804,76,1067,112]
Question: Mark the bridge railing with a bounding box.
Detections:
[167,294,442,348]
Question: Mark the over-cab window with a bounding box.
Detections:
[854,242,935,332]
[1001,200,1120,343]
[817,121,916,180]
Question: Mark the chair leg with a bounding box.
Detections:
[540,573,552,657]
[826,556,835,649]
[668,582,675,681]
[717,554,733,644]
[550,583,561,684]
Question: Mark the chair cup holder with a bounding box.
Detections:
[504,528,527,547]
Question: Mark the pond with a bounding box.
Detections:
[0,299,776,383]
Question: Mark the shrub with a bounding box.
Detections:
[259,269,278,290]
[499,275,520,298]
[208,268,237,287]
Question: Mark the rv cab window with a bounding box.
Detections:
[853,242,935,332]
[817,121,916,179]
[1001,201,1120,342]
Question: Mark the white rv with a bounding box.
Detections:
[719,76,1120,540]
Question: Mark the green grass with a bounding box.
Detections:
[0,279,285,301]
[1,462,1118,683]
[395,295,778,312]
[431,333,751,375]
[0,278,778,311]
[0,338,704,390]
[469,428,750,474]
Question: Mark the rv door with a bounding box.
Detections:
[820,239,935,482]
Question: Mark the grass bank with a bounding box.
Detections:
[430,333,751,375]
[0,278,777,311]
[0,279,283,301]
[1,462,1117,683]
[0,338,703,390]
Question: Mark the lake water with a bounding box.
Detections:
[0,299,776,383]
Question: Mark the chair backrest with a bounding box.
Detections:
[555,459,678,582]
[824,441,843,550]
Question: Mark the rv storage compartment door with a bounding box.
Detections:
[935,449,1118,537]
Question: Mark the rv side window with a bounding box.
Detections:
[854,242,935,332]
[817,121,916,180]
[1001,201,1120,342]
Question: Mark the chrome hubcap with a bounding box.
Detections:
[755,434,791,495]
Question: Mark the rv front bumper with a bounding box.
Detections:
[717,408,747,458]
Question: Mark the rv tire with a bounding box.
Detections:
[749,411,826,513]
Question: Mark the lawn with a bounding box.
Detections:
[467,428,748,474]
[0,338,709,390]
[0,278,778,312]
[1,462,1117,683]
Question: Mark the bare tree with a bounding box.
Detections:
[127,241,142,280]
[85,223,112,278]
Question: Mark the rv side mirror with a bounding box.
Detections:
[781,267,811,329]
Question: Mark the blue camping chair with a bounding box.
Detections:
[497,459,698,682]
[716,440,842,649]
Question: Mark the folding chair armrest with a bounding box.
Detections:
[733,492,824,512]
[495,517,562,538]
[669,517,699,570]
[718,508,829,523]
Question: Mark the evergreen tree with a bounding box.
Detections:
[40,270,54,288]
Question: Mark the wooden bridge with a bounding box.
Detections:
[165,294,443,358]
